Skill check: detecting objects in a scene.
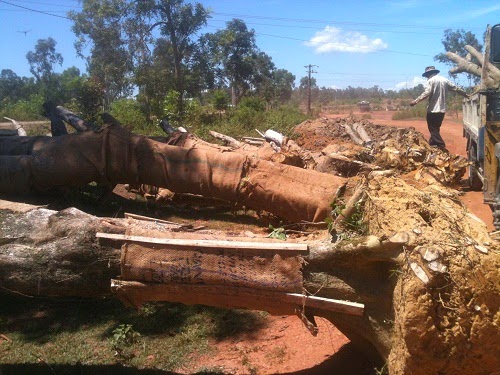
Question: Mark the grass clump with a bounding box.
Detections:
[0,296,267,373]
[392,104,426,120]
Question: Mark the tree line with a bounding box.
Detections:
[0,0,484,126]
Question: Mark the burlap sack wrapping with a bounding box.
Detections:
[239,158,342,222]
[136,137,246,201]
[2,124,344,222]
[121,241,304,293]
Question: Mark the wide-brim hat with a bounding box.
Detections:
[422,66,440,77]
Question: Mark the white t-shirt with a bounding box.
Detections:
[415,75,467,113]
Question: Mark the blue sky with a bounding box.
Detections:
[0,0,499,91]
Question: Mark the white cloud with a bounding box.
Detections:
[305,26,388,54]
[393,76,426,90]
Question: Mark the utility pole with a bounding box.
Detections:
[304,64,318,115]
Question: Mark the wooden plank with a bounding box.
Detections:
[242,137,265,142]
[244,140,264,146]
[111,280,364,316]
[124,212,183,226]
[97,232,309,254]
[284,293,364,316]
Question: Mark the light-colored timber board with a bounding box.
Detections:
[124,212,183,226]
[97,232,309,254]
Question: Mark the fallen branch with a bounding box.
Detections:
[343,124,364,145]
[3,117,27,136]
[209,130,243,148]
[42,101,96,132]
[352,123,373,147]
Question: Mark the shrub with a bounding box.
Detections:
[264,105,308,136]
[186,101,309,142]
[76,77,105,123]
[212,90,229,113]
[239,96,266,112]
[0,94,45,121]
[230,105,266,135]
[392,104,427,120]
[163,90,183,127]
[110,98,149,134]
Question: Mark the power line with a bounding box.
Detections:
[320,71,415,76]
[205,24,433,57]
[6,0,80,8]
[0,0,72,19]
[208,18,444,35]
[211,11,484,32]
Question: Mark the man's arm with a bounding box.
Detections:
[410,83,431,106]
[447,80,468,97]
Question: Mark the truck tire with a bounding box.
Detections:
[468,148,483,191]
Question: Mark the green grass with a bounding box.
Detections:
[391,104,427,120]
[185,104,309,142]
[0,295,267,373]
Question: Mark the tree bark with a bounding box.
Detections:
[1,171,498,375]
[0,206,122,297]
[0,205,392,363]
[0,124,344,223]
[445,41,500,89]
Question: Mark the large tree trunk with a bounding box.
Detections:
[445,27,500,90]
[0,203,387,363]
[1,167,498,375]
[0,124,344,223]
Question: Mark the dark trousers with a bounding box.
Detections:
[426,112,446,148]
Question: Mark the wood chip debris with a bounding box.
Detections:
[427,260,447,273]
[410,261,430,284]
[421,248,440,262]
[474,244,489,254]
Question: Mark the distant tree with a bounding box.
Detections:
[144,0,210,114]
[212,89,229,110]
[58,67,84,104]
[203,19,261,105]
[212,89,229,117]
[76,76,105,122]
[299,76,317,91]
[26,37,63,99]
[70,0,210,116]
[70,0,134,108]
[271,69,295,104]
[434,29,482,85]
[135,37,176,120]
[0,69,25,103]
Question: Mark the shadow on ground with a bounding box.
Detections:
[0,343,378,375]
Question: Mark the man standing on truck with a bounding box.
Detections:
[410,66,468,151]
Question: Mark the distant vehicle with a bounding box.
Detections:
[358,101,371,112]
[462,23,500,228]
